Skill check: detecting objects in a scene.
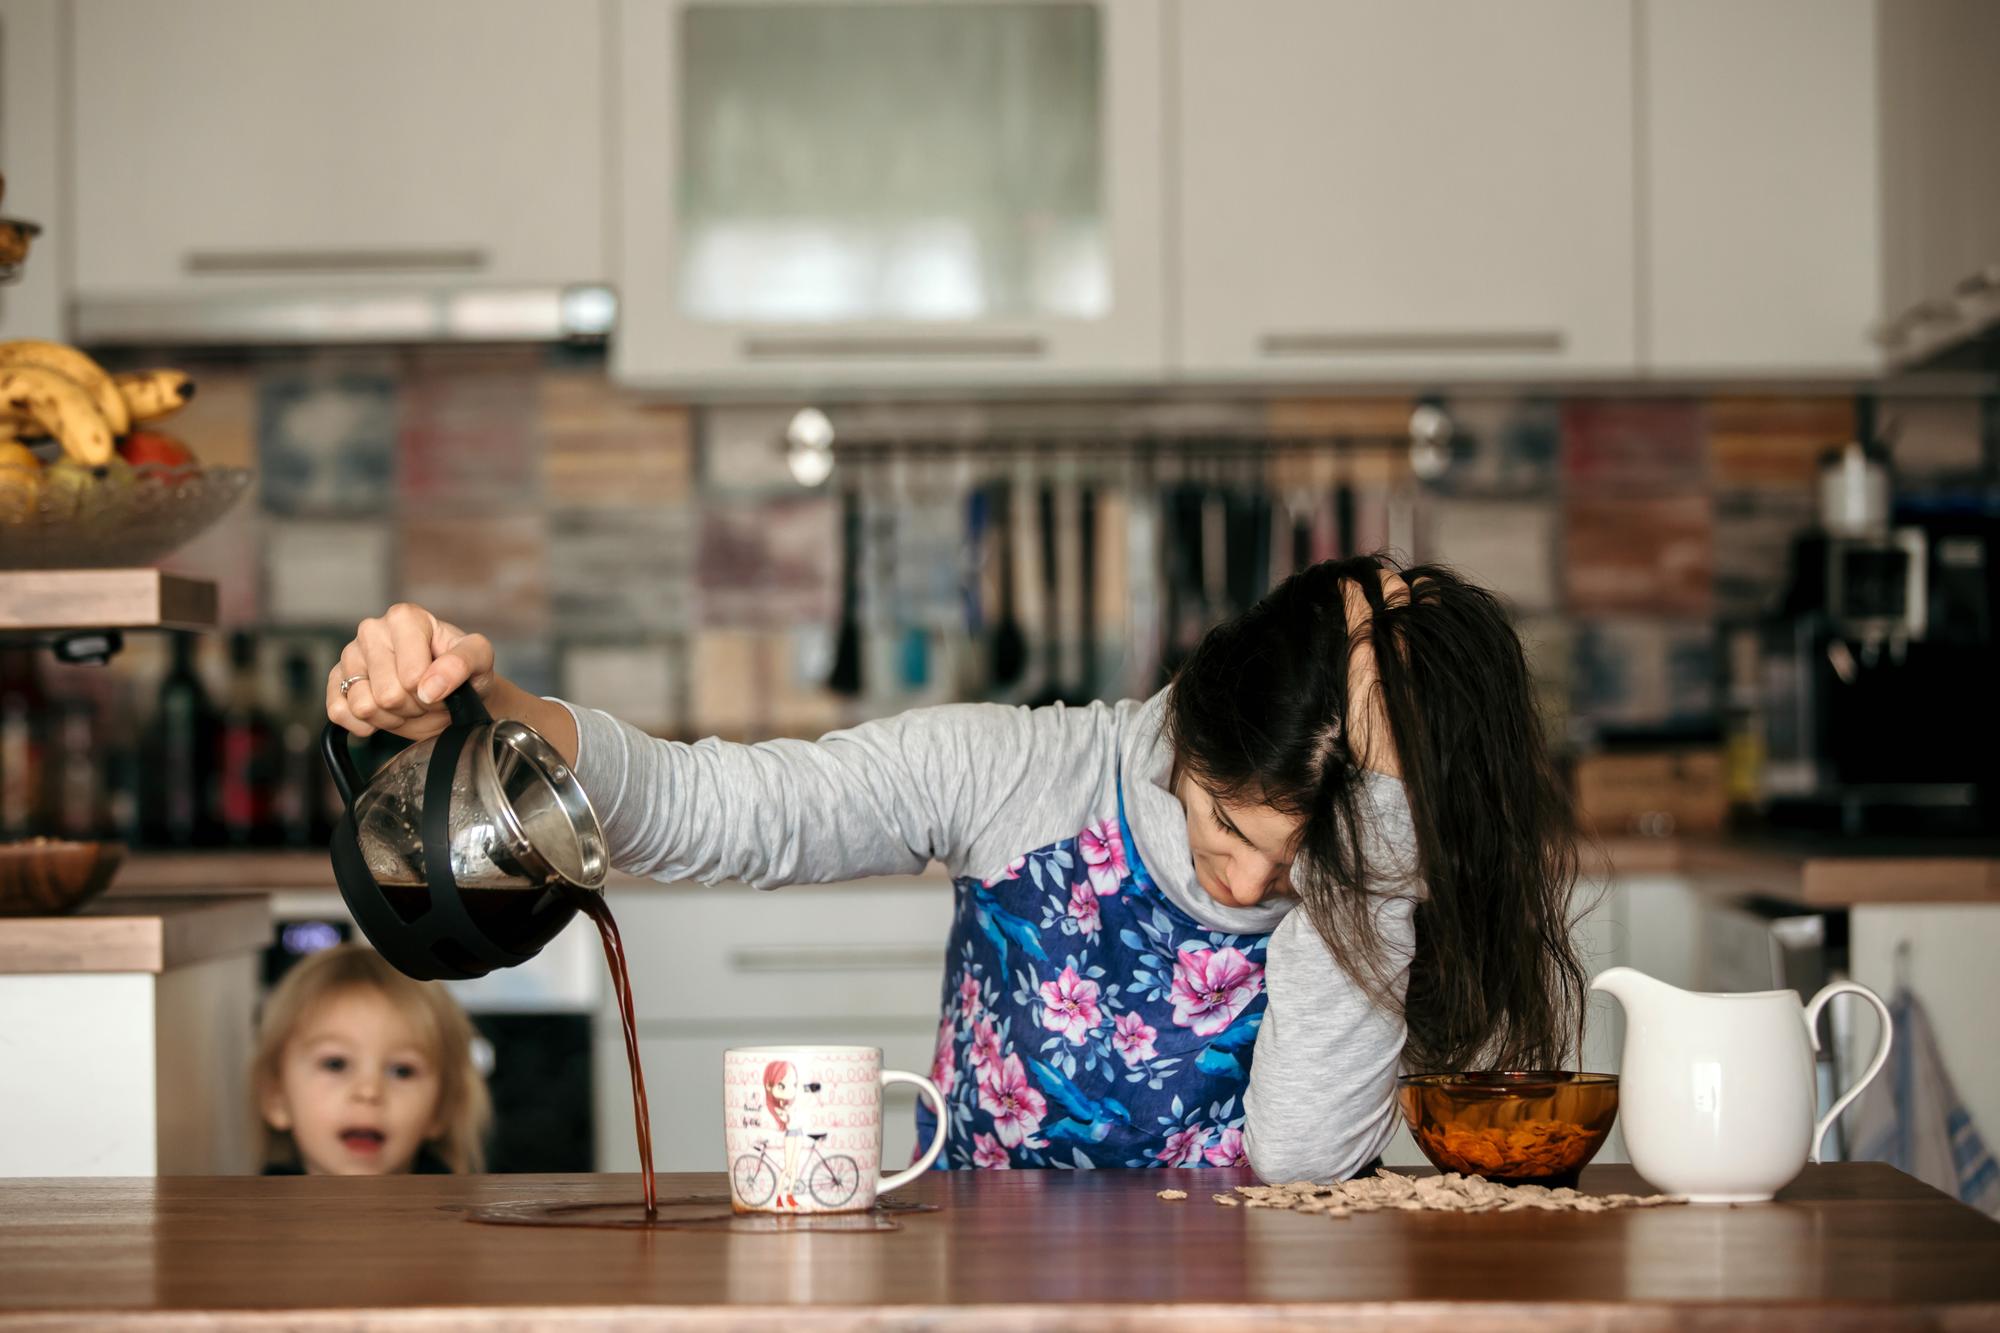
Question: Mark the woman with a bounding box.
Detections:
[329,554,1586,1181]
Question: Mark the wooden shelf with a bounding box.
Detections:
[0,895,270,974]
[0,569,217,633]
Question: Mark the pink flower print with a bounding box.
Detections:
[1157,1124,1212,1166]
[978,1053,1048,1148]
[1170,946,1264,1037]
[1037,966,1103,1045]
[981,855,1026,887]
[930,1016,956,1096]
[971,1132,1012,1169]
[1111,1010,1157,1067]
[1078,819,1129,896]
[1066,880,1101,938]
[968,1016,1004,1078]
[1204,1127,1246,1167]
[958,972,982,1018]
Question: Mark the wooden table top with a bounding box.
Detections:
[2,1164,1996,1330]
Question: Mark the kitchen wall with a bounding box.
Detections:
[63,344,1994,767]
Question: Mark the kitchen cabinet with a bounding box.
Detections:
[1175,0,1636,383]
[611,0,1168,392]
[590,879,954,1172]
[1642,0,1881,375]
[69,0,605,311]
[0,0,63,340]
[1878,0,2000,368]
[0,897,268,1176]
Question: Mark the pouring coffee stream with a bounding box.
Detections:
[323,684,658,1215]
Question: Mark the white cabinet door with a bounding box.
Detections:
[1878,0,2000,367]
[1643,0,1880,375]
[0,0,63,339]
[1176,0,1636,382]
[612,0,1167,391]
[71,0,605,298]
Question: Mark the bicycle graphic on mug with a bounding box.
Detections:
[731,1132,861,1209]
[734,1059,860,1209]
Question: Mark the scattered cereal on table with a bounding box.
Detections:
[1156,1189,1188,1200]
[1199,1170,1686,1217]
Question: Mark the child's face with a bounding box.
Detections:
[262,986,445,1176]
[1177,775,1304,910]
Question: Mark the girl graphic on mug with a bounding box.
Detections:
[763,1060,819,1209]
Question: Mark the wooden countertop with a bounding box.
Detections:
[0,895,269,974]
[1593,833,2000,906]
[112,840,2000,907]
[0,1166,1994,1330]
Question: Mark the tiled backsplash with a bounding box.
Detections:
[72,346,1999,752]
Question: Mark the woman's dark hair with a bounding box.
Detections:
[1165,553,1586,1074]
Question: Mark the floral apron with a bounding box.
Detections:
[919,769,1270,1169]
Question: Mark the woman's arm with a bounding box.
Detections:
[558,697,1086,889]
[1241,894,1415,1183]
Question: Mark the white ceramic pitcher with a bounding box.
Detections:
[1590,967,1893,1203]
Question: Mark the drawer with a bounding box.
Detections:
[596,1023,940,1174]
[596,880,957,1024]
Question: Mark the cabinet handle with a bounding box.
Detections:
[1954,265,2000,299]
[741,335,1046,360]
[1873,297,1964,348]
[1259,329,1565,357]
[185,248,489,276]
[728,946,943,974]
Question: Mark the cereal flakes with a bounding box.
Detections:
[1202,1169,1683,1218]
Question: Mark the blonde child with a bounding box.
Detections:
[252,943,491,1176]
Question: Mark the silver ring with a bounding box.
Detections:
[339,673,367,698]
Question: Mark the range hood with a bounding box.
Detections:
[72,283,617,347]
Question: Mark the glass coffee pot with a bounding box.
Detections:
[323,684,606,980]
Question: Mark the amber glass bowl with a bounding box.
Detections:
[1397,1071,1619,1187]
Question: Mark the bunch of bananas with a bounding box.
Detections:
[0,340,194,466]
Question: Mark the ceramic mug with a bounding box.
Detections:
[724,1045,947,1214]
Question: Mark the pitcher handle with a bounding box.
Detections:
[876,1070,947,1195]
[1806,980,1894,1164]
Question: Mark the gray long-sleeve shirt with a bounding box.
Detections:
[556,688,1421,1182]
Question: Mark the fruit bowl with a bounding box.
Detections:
[0,463,253,568]
[0,839,126,916]
[1397,1071,1620,1187]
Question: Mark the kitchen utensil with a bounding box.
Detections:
[825,471,864,696]
[724,1045,945,1214]
[1025,480,1065,707]
[1591,966,1893,1202]
[0,838,124,916]
[322,683,606,981]
[988,475,1029,689]
[1078,482,1098,699]
[1397,1071,1619,1188]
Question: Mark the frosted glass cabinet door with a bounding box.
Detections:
[613,0,1166,390]
[1176,0,1637,381]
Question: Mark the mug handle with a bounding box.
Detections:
[1806,980,1895,1164]
[877,1069,947,1195]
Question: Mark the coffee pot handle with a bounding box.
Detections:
[1806,980,1895,1164]
[322,683,490,811]
[445,681,492,729]
[322,721,363,811]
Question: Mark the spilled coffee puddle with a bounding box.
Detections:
[463,1194,938,1233]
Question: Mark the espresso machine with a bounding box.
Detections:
[1757,441,2000,834]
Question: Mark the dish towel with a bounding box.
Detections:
[1850,985,2000,1217]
